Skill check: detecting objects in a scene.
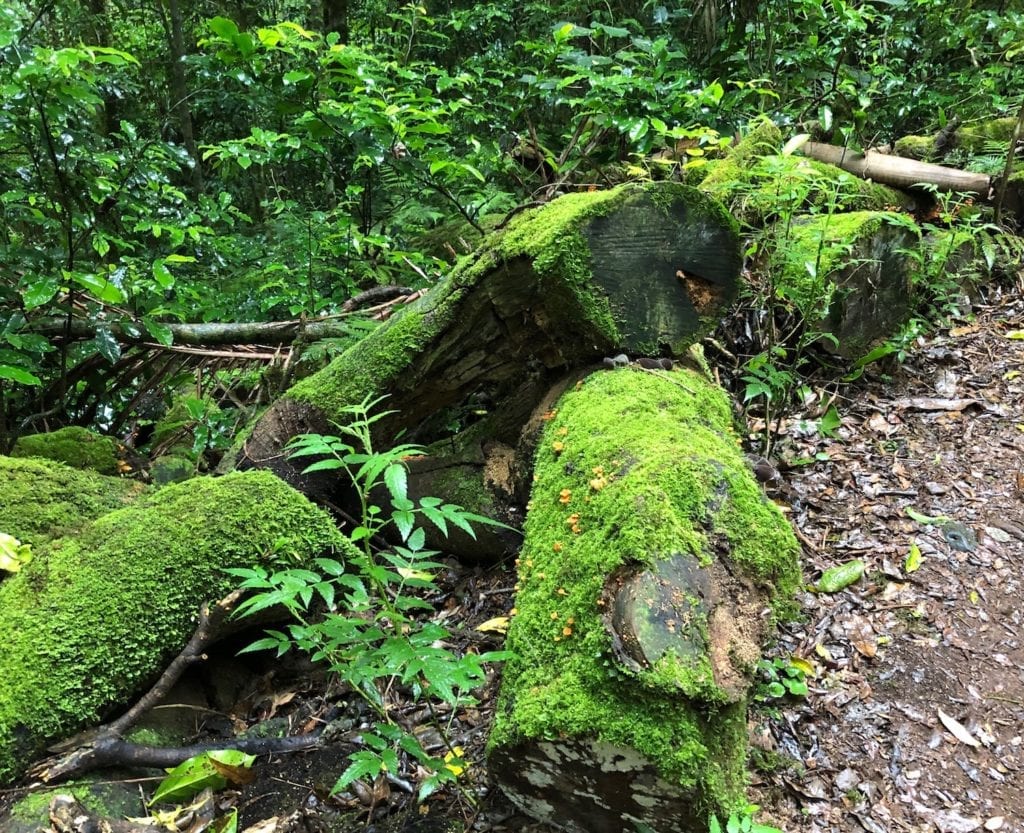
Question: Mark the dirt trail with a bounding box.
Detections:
[753,286,1024,833]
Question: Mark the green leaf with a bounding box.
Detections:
[208,16,240,39]
[152,259,174,290]
[384,463,408,503]
[143,318,173,347]
[150,750,254,804]
[392,509,415,542]
[0,365,42,385]
[814,559,864,593]
[68,270,124,305]
[93,328,121,364]
[904,542,923,573]
[22,277,60,311]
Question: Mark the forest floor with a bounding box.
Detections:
[743,281,1024,833]
[2,284,1022,833]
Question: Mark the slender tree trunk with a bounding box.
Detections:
[323,0,349,43]
[160,0,204,195]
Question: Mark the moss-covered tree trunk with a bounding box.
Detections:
[486,366,800,831]
[771,211,920,357]
[237,182,742,504]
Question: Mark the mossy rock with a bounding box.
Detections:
[11,426,122,475]
[489,368,800,830]
[771,211,921,358]
[955,117,1017,153]
[3,780,144,833]
[0,470,349,785]
[150,454,196,486]
[893,134,939,161]
[0,456,147,547]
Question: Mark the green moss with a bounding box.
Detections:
[8,781,143,830]
[956,117,1017,152]
[0,470,350,785]
[773,210,916,316]
[0,455,147,547]
[704,150,903,226]
[894,134,938,161]
[490,368,799,814]
[11,426,122,475]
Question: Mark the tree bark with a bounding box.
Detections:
[235,182,743,504]
[159,0,204,195]
[800,141,991,197]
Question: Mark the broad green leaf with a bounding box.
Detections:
[208,16,239,39]
[814,559,864,593]
[21,277,59,310]
[68,270,124,304]
[143,318,173,347]
[150,749,253,804]
[152,259,174,289]
[93,328,121,364]
[0,365,42,385]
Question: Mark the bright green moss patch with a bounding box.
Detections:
[0,470,348,785]
[11,426,122,475]
[6,781,143,833]
[0,455,147,547]
[894,134,938,160]
[490,368,799,814]
[705,149,903,226]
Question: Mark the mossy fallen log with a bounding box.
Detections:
[699,120,906,225]
[237,182,742,505]
[771,211,921,357]
[488,367,800,831]
[0,456,147,547]
[0,470,347,785]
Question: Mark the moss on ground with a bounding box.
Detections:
[6,781,144,833]
[490,368,800,815]
[0,455,147,547]
[11,426,122,475]
[0,470,349,785]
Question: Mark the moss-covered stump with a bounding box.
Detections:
[488,368,800,832]
[0,470,347,785]
[0,456,147,547]
[238,182,741,504]
[11,426,123,475]
[772,211,921,358]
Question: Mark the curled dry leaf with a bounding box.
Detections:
[937,708,981,748]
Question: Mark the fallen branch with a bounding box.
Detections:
[30,590,319,784]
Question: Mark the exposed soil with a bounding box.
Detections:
[3,284,1022,833]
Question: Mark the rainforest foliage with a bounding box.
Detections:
[1,0,1022,441]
